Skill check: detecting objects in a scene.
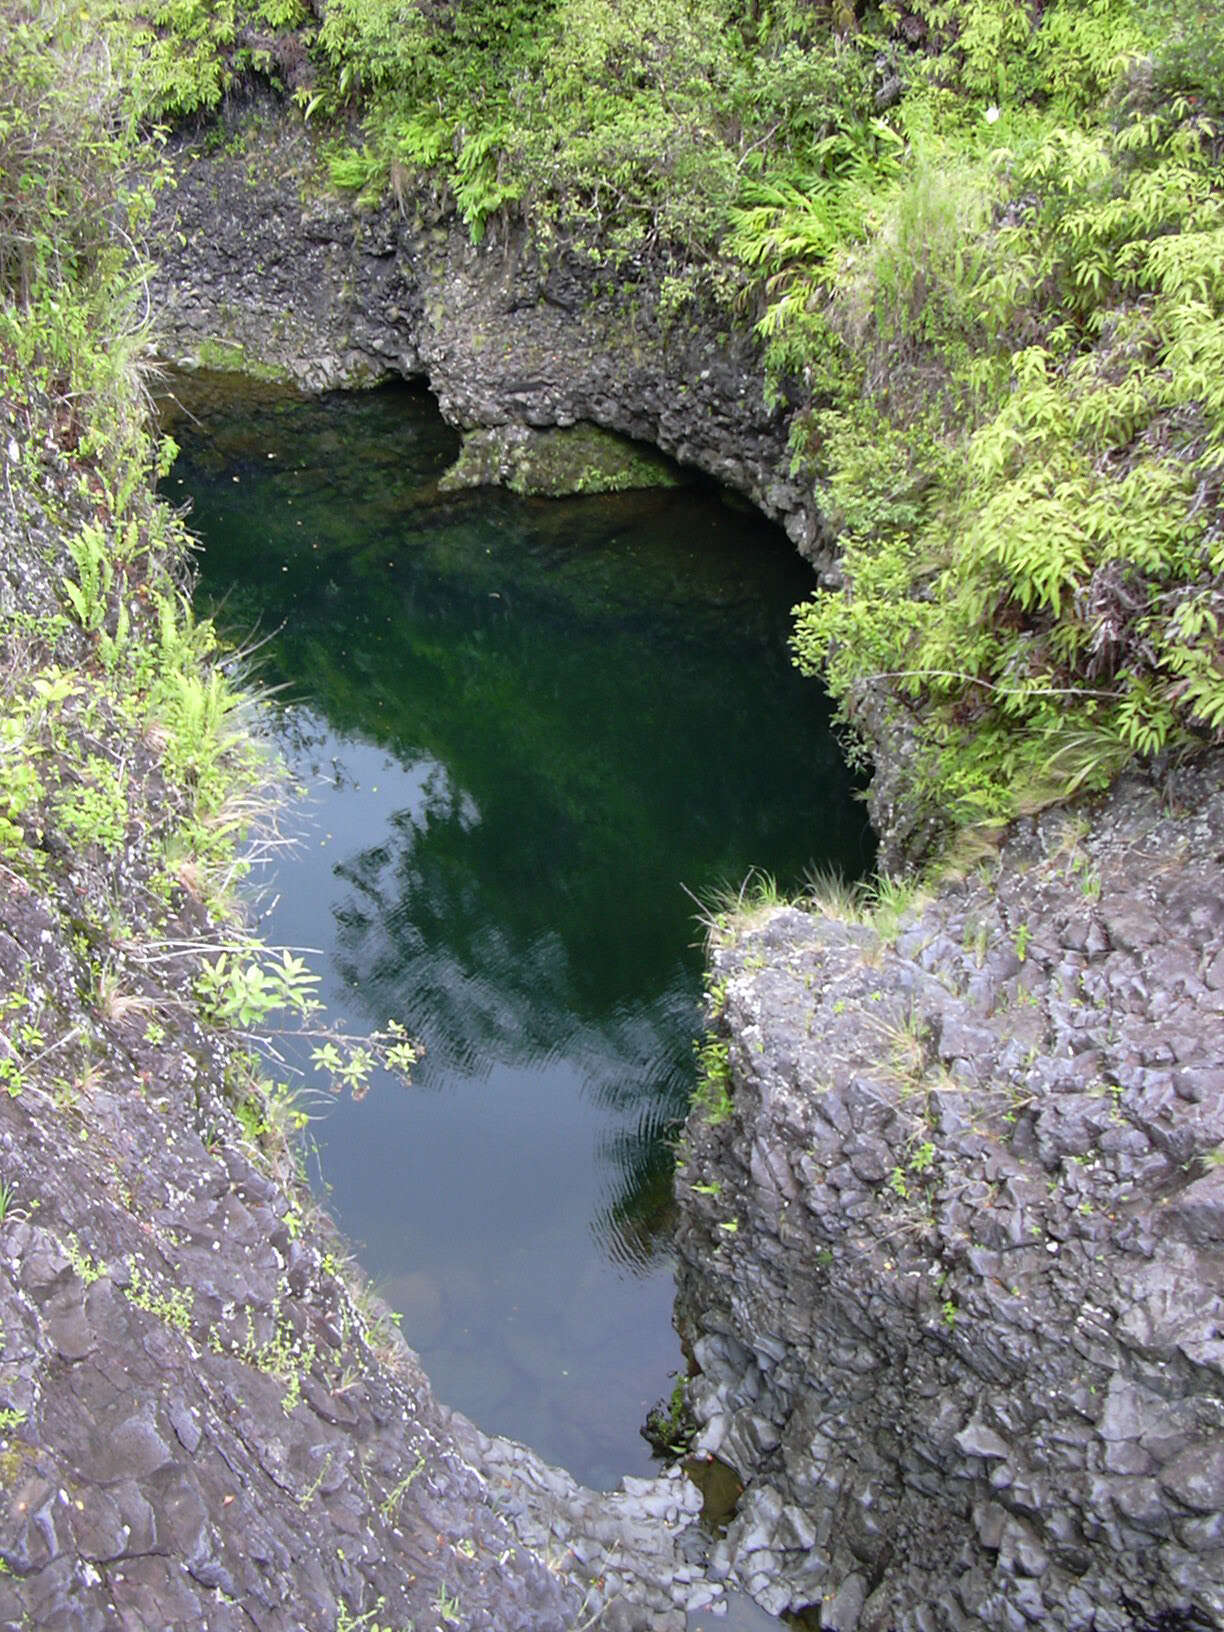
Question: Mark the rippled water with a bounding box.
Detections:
[167,375,871,1488]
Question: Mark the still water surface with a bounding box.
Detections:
[170,376,870,1488]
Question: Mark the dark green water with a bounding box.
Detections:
[168,375,870,1489]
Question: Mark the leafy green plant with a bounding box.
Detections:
[789,82,1224,832]
[195,948,321,1029]
[62,525,114,633]
[124,1259,194,1333]
[693,1035,733,1125]
[334,1602,403,1632]
[379,1451,425,1521]
[54,757,129,855]
[64,1234,107,1286]
[434,1590,461,1628]
[211,1303,318,1414]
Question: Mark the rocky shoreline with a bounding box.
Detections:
[5,89,1213,1631]
[0,383,731,1628]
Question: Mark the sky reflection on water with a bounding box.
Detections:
[170,374,871,1485]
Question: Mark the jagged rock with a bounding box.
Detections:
[676,762,1224,1629]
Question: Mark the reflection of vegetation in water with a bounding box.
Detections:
[175,375,870,1269]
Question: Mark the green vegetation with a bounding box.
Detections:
[124,1258,195,1332]
[761,5,1224,834]
[11,0,1216,851]
[0,32,427,1539]
[280,0,1224,841]
[379,1452,426,1522]
[692,1035,733,1125]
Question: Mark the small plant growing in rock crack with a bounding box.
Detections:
[61,524,114,634]
[910,1139,936,1173]
[123,1259,194,1333]
[703,974,728,1020]
[379,1450,427,1520]
[211,1304,318,1415]
[54,758,129,855]
[0,1180,23,1225]
[870,874,928,945]
[297,1450,334,1511]
[692,1035,732,1124]
[642,1374,697,1460]
[334,1600,405,1632]
[64,1234,106,1286]
[434,1586,461,1625]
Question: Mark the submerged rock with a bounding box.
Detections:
[438,422,681,497]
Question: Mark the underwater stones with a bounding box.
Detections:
[437,421,680,497]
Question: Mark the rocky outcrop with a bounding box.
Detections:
[0,393,717,1631]
[436,421,680,497]
[675,760,1224,1629]
[150,101,830,563]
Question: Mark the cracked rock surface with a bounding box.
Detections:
[676,759,1224,1630]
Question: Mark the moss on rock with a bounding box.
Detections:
[438,422,682,498]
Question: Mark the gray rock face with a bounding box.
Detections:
[150,103,831,566]
[676,761,1224,1629]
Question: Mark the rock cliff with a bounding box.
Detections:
[677,765,1224,1629]
[146,94,1224,1631]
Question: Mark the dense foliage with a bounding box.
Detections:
[1,0,246,891]
[12,0,1224,841]
[780,2,1224,827]
[1,0,417,1111]
[293,0,1224,835]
